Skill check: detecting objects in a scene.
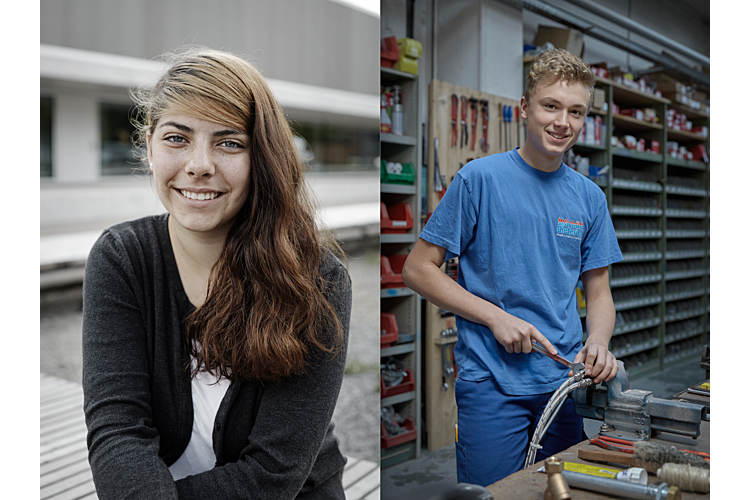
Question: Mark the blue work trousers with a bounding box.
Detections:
[454,376,582,487]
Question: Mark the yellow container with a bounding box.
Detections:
[398,38,422,59]
[394,55,419,75]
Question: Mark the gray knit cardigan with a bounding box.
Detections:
[82,214,351,499]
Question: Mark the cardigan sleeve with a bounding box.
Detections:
[82,230,180,500]
[174,256,352,499]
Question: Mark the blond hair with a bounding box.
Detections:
[524,48,595,108]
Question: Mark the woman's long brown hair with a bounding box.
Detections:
[131,48,346,382]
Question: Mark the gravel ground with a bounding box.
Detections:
[40,242,381,463]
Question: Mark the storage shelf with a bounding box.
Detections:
[598,76,670,106]
[381,133,417,146]
[665,328,704,345]
[665,209,707,219]
[613,317,661,335]
[666,157,708,171]
[612,338,660,358]
[664,270,707,281]
[667,128,708,142]
[381,390,416,406]
[665,289,707,302]
[665,308,707,322]
[611,206,663,216]
[665,185,707,197]
[381,233,416,244]
[610,274,662,287]
[615,230,663,239]
[381,342,416,357]
[574,142,606,151]
[665,230,707,238]
[381,183,417,195]
[381,287,415,298]
[621,252,663,262]
[669,102,710,120]
[613,295,662,311]
[612,148,663,163]
[381,66,418,81]
[612,114,663,131]
[612,179,662,193]
[626,359,662,380]
[663,346,703,367]
[665,250,706,260]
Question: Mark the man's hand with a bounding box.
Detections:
[571,339,618,383]
[488,313,557,355]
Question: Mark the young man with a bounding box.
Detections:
[402,49,623,486]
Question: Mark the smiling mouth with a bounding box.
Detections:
[548,132,568,140]
[179,189,223,201]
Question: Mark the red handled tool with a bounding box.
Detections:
[469,98,478,151]
[460,96,468,147]
[451,94,458,147]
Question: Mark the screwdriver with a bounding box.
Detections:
[531,341,585,375]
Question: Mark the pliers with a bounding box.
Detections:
[589,435,711,462]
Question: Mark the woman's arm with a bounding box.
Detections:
[82,231,179,499]
[174,257,352,499]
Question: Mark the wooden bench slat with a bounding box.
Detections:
[41,425,88,453]
[44,477,97,500]
[41,413,86,439]
[344,467,380,499]
[40,448,90,476]
[41,457,92,488]
[41,439,88,465]
[342,459,379,489]
[40,468,93,499]
[364,486,380,500]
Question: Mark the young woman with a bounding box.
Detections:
[82,48,351,499]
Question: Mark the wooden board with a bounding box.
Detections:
[40,373,379,499]
[486,421,710,499]
[423,80,522,452]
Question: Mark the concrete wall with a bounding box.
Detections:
[40,0,379,96]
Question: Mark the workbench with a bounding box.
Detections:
[485,420,710,499]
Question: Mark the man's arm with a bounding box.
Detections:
[573,266,618,383]
[402,238,557,355]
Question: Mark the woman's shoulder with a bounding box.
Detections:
[318,247,351,298]
[88,214,170,268]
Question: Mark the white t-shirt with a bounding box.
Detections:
[169,353,231,480]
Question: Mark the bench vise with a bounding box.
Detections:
[572,361,706,441]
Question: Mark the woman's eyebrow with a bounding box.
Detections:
[158,121,192,133]
[213,128,248,137]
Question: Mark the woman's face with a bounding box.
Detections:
[148,113,251,239]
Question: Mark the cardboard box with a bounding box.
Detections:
[593,88,605,110]
[534,26,584,57]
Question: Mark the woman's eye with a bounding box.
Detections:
[166,135,186,144]
[221,140,243,148]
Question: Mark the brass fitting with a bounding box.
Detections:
[544,456,572,500]
[666,485,682,500]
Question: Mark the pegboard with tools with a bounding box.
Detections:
[421,80,525,452]
[427,79,524,209]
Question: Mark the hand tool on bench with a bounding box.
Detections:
[451,94,458,147]
[460,96,468,148]
[433,137,445,195]
[469,98,478,151]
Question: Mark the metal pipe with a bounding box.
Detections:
[494,0,709,86]
[563,0,709,68]
[562,471,679,499]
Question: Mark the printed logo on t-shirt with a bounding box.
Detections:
[556,217,583,240]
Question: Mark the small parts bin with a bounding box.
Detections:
[381,202,414,233]
[381,254,408,288]
[381,368,415,398]
[380,312,399,347]
[380,416,417,449]
[380,160,415,185]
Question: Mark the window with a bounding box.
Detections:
[291,123,379,172]
[41,97,53,178]
[100,103,141,176]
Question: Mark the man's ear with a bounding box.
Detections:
[520,96,529,120]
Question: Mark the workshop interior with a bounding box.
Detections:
[379,0,710,498]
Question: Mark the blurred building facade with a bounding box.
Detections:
[41,0,380,232]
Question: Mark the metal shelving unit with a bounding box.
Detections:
[574,76,709,379]
[380,66,422,468]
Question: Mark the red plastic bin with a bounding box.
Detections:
[381,254,408,288]
[381,368,415,398]
[380,312,399,347]
[381,202,414,234]
[381,416,417,449]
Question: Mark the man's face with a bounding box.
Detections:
[521,79,589,163]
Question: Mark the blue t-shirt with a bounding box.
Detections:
[420,149,623,395]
